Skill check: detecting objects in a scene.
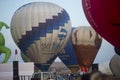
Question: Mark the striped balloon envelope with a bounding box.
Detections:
[11,2,71,71]
[72,26,102,72]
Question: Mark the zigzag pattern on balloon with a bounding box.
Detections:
[18,10,70,54]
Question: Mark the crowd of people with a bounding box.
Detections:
[56,71,108,80]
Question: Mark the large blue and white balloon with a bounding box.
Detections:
[11,2,71,71]
[58,28,79,73]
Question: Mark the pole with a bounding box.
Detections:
[13,49,19,80]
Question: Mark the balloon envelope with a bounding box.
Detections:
[82,0,120,50]
[58,28,79,73]
[11,2,71,71]
[72,27,102,72]
[110,54,120,77]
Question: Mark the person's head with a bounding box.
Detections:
[47,78,50,80]
[90,71,103,80]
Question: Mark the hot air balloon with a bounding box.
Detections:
[72,26,102,72]
[58,28,79,73]
[11,2,71,71]
[110,54,120,77]
[82,0,120,50]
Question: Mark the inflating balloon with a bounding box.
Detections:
[11,2,71,71]
[58,28,79,73]
[72,26,102,72]
[82,0,120,49]
[110,54,120,77]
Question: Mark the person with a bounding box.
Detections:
[90,71,103,80]
[81,73,90,80]
[69,73,73,80]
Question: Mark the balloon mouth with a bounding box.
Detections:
[80,67,89,72]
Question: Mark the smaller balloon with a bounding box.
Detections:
[110,54,120,77]
[72,26,102,72]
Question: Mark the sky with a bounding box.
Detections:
[0,0,115,63]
